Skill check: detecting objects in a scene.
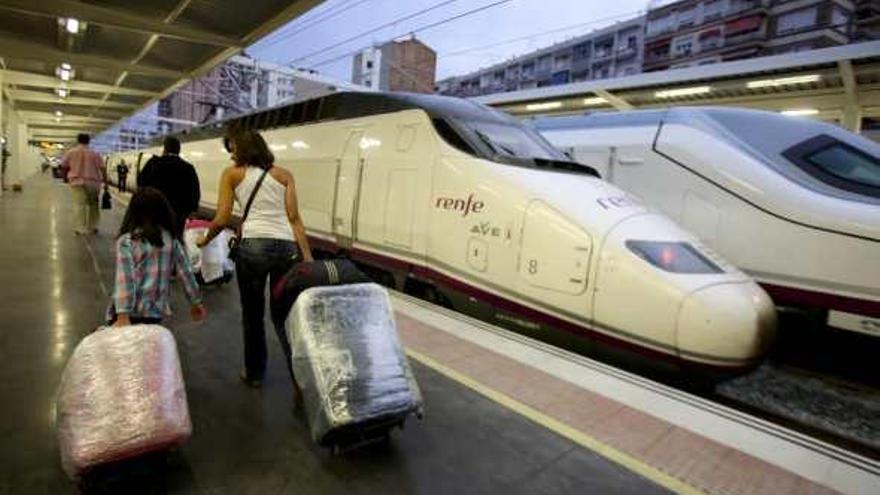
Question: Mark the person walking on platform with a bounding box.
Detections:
[116,159,130,192]
[108,187,206,327]
[197,129,313,388]
[138,136,200,238]
[62,133,105,235]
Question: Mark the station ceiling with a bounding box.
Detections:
[0,0,326,143]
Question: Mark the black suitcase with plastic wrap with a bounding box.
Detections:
[272,259,372,318]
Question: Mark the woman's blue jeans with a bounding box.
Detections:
[235,238,298,382]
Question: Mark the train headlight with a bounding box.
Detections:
[625,241,722,274]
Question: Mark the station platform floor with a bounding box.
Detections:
[1,174,876,495]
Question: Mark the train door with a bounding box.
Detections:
[333,130,364,246]
[517,200,593,314]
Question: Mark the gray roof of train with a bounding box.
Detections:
[164,91,516,146]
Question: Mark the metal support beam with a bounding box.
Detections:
[593,89,633,110]
[838,59,862,132]
[1,69,157,97]
[0,0,242,47]
[9,89,141,109]
[0,36,184,78]
[28,121,103,129]
[20,111,117,123]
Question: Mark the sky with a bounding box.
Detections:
[249,0,650,82]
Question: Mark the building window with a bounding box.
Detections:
[538,55,552,71]
[678,7,697,27]
[366,61,373,69]
[573,42,590,60]
[554,54,570,70]
[647,14,674,36]
[703,0,724,21]
[776,7,818,35]
[521,61,535,77]
[626,35,638,49]
[673,36,694,57]
[571,70,589,82]
[699,29,722,50]
[551,70,570,85]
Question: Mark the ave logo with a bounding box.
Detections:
[435,193,485,217]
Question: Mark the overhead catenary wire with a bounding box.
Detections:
[286,0,463,66]
[258,0,372,50]
[305,0,515,70]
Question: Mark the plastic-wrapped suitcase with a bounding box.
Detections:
[289,283,423,450]
[56,325,192,477]
[272,259,371,320]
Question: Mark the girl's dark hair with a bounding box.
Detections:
[118,187,179,246]
[226,129,274,170]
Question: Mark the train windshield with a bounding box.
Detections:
[436,117,598,176]
[465,121,558,160]
[674,108,880,202]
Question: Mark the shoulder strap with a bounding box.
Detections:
[239,167,270,227]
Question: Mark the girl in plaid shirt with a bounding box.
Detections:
[108,188,207,326]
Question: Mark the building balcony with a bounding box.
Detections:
[645,3,767,41]
[729,0,762,16]
[616,46,638,60]
[724,29,766,45]
[593,49,614,61]
[644,50,671,64]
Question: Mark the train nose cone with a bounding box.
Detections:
[677,282,777,366]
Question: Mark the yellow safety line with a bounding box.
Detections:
[405,348,707,495]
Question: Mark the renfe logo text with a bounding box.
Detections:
[435,194,485,217]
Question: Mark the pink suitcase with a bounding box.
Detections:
[56,325,192,477]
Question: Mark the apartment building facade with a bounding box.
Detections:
[352,38,437,93]
[437,17,646,98]
[643,0,860,71]
[160,55,361,134]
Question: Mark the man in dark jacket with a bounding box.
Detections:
[137,136,201,237]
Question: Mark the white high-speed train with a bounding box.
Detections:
[534,108,880,338]
[112,92,776,374]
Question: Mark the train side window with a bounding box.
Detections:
[782,134,880,199]
[431,118,475,155]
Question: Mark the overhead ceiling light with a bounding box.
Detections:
[291,140,310,149]
[56,88,68,98]
[747,74,821,89]
[58,17,84,35]
[65,18,80,34]
[56,64,74,81]
[781,108,819,117]
[655,86,712,98]
[526,101,563,111]
[55,110,63,117]
[582,97,607,106]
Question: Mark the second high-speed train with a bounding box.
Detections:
[534,107,880,338]
[111,92,776,374]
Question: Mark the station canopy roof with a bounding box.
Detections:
[475,41,880,130]
[0,0,325,143]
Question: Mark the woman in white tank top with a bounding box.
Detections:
[198,130,313,390]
